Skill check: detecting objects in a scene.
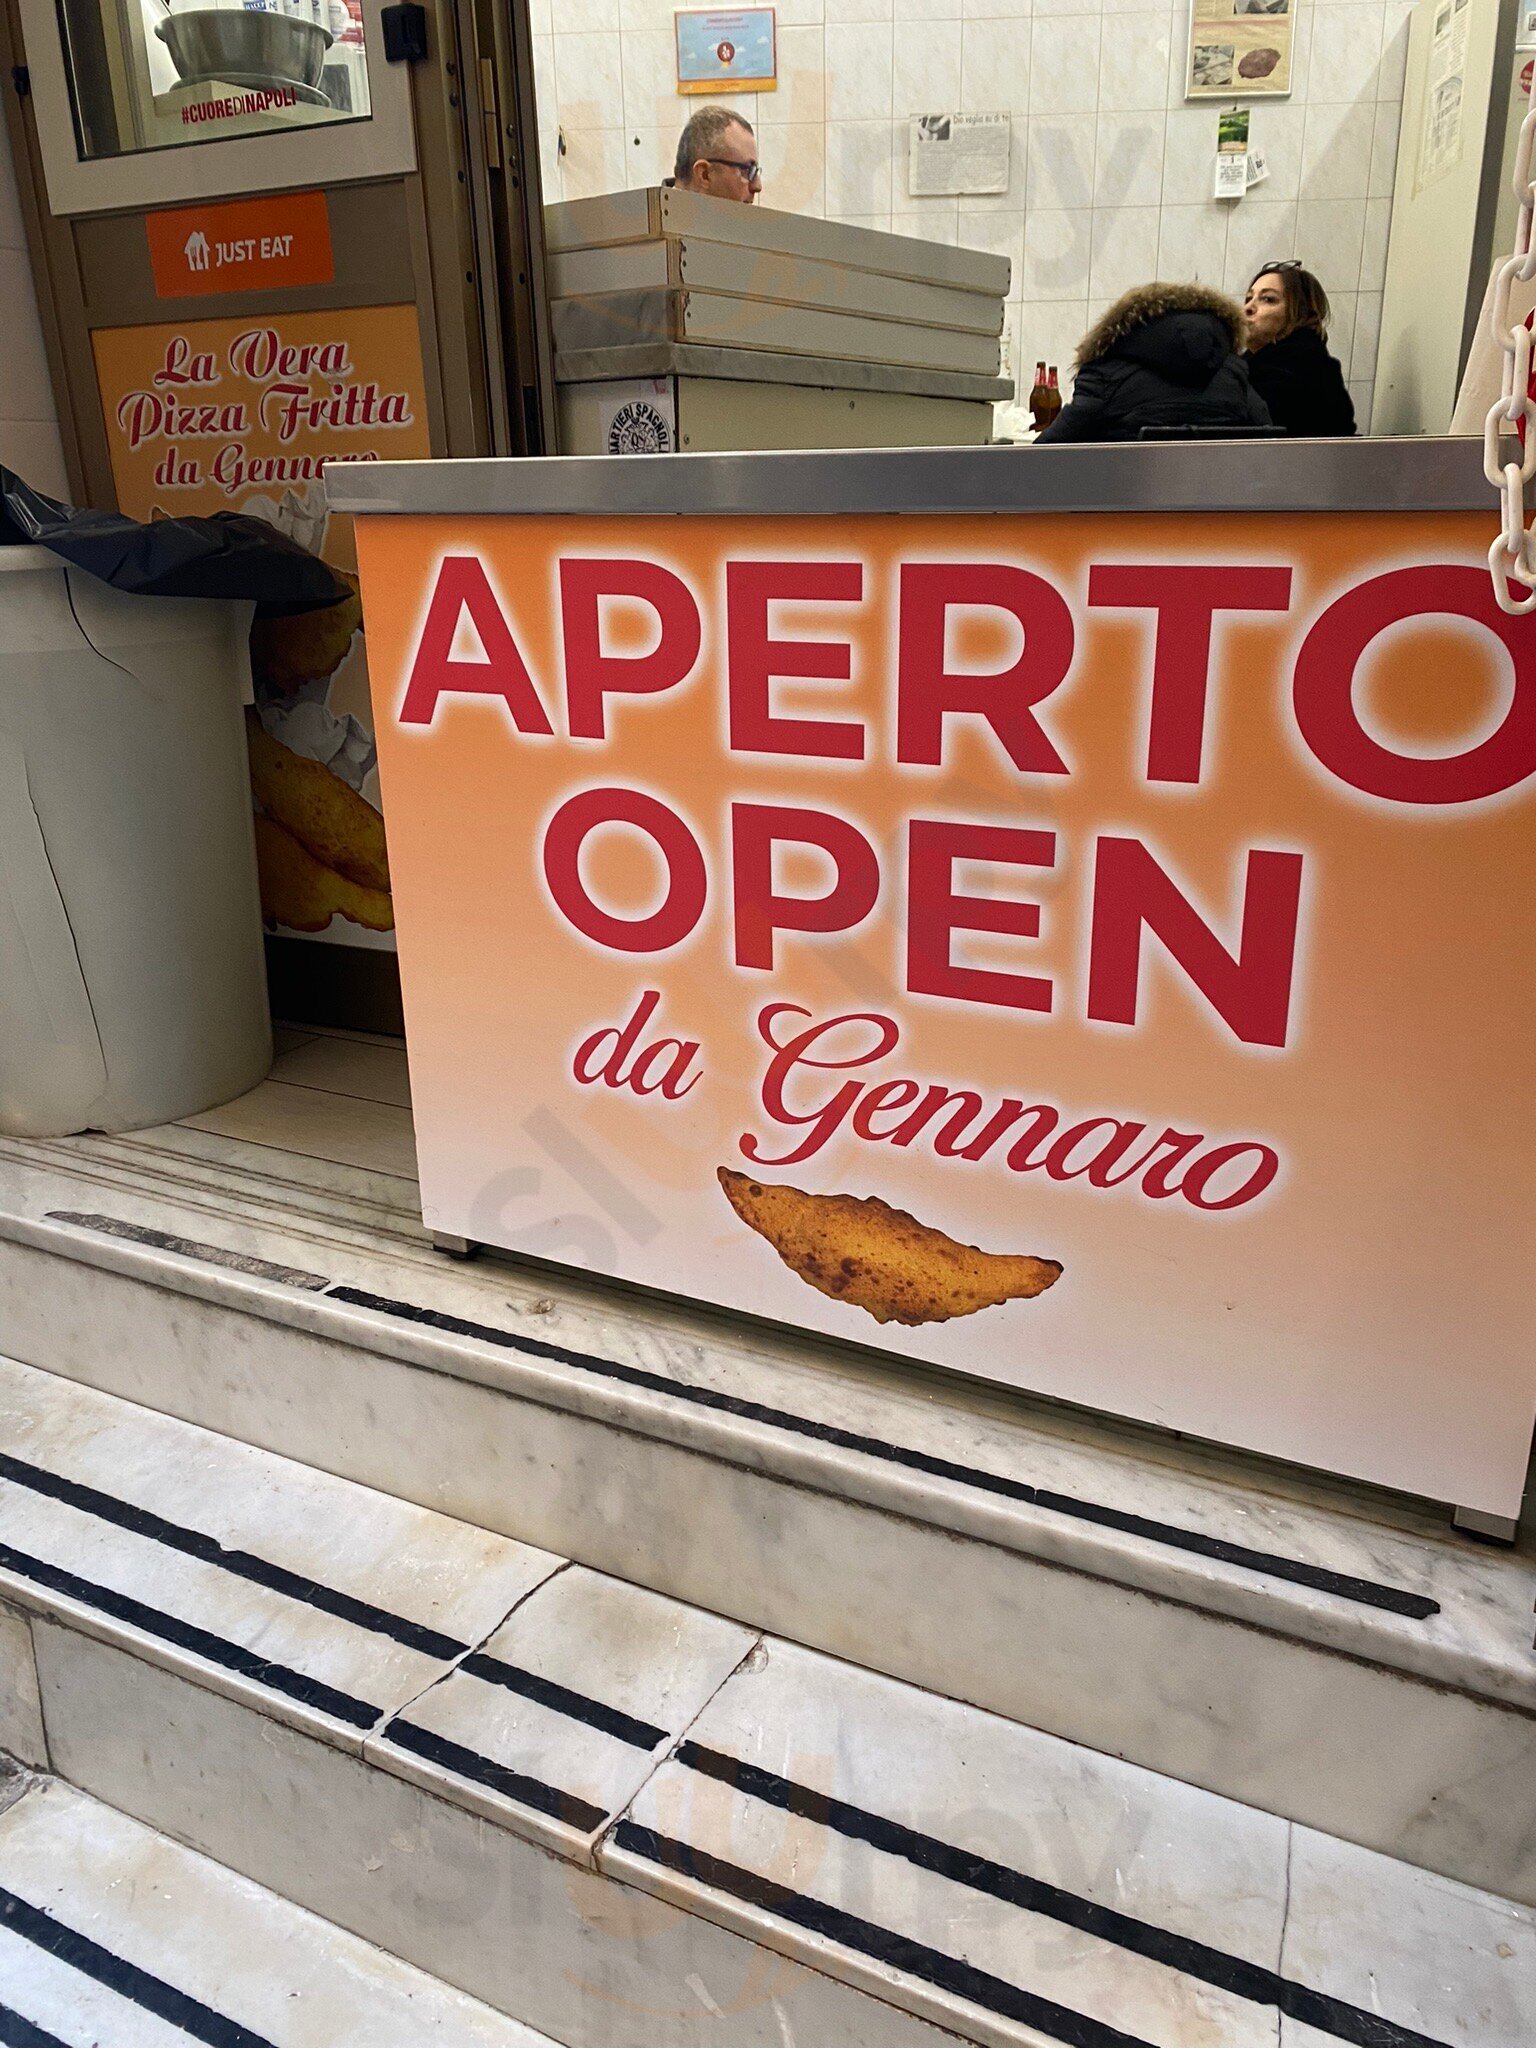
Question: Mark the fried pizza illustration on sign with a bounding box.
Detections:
[718,1168,1062,1326]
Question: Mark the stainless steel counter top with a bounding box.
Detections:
[324,435,1490,519]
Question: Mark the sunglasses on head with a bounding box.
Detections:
[1259,258,1303,272]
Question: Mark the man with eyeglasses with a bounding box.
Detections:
[668,105,762,203]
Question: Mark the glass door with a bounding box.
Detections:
[21,0,413,213]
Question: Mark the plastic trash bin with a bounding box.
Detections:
[0,545,272,1137]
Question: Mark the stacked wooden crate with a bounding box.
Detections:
[545,187,1013,453]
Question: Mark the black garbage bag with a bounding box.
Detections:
[0,466,351,617]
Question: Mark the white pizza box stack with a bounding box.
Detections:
[544,186,1013,453]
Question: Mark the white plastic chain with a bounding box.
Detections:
[1484,100,1536,613]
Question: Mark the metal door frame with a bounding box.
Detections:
[0,0,555,502]
[449,0,556,452]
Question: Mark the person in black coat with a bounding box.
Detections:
[1242,264,1356,436]
[1035,282,1272,443]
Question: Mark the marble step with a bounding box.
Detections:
[0,1770,560,2047]
[2,1354,1533,2048]
[0,1127,1533,1910]
[0,1352,953,2048]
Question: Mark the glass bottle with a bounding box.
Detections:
[1028,361,1051,433]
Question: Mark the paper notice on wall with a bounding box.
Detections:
[1418,0,1470,190]
[1214,105,1251,195]
[908,113,1011,197]
[1214,152,1249,197]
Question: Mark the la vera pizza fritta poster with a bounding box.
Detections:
[93,306,432,947]
[355,509,1536,1517]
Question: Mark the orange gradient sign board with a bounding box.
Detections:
[356,509,1536,1515]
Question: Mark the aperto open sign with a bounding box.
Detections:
[354,507,1536,1517]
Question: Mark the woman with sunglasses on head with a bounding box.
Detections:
[1242,263,1356,437]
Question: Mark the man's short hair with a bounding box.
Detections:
[674,105,754,184]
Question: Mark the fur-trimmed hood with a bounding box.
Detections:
[1075,281,1247,372]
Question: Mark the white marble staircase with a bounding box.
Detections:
[0,1083,1531,1916]
[0,1769,559,2047]
[1,1349,1533,2048]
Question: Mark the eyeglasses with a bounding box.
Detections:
[703,156,762,182]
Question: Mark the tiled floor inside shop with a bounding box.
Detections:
[182,1024,421,1183]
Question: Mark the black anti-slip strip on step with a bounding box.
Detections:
[0,2003,70,2048]
[0,1542,379,1731]
[0,1450,666,1757]
[48,1210,1438,1621]
[459,1652,667,1752]
[48,1213,331,1292]
[675,1743,1454,2048]
[327,1285,1440,1621]
[381,1716,610,1834]
[0,1889,278,2048]
[0,1452,467,1664]
[611,1820,1155,2048]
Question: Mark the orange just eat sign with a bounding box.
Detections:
[355,507,1536,1518]
[146,191,334,299]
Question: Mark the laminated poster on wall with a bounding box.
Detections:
[674,8,776,94]
[91,305,432,950]
[1186,0,1293,97]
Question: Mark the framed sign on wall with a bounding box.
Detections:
[675,9,777,95]
[1187,0,1294,96]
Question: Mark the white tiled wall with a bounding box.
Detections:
[0,120,67,499]
[534,0,1412,413]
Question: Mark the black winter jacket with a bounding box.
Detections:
[1243,325,1356,437]
[1037,282,1271,444]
